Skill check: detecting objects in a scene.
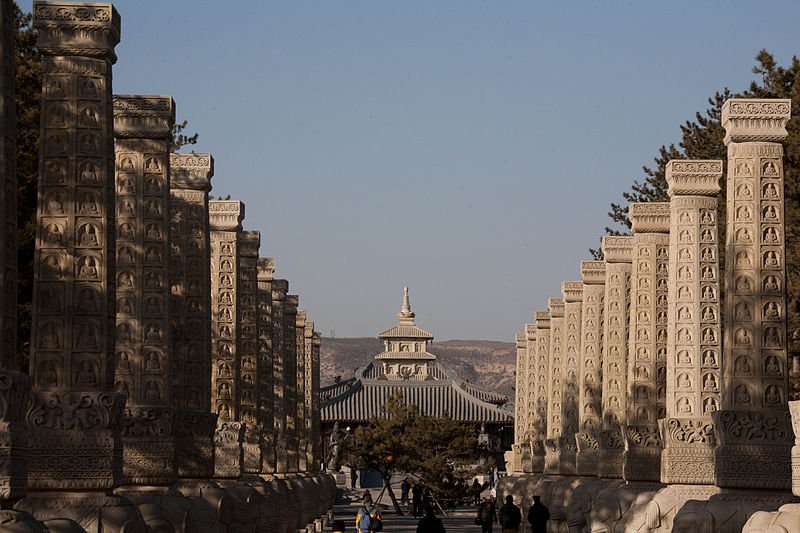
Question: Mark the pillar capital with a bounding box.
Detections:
[629,202,670,233]
[666,160,722,197]
[209,200,244,231]
[525,323,536,341]
[547,298,564,318]
[170,153,213,191]
[33,2,121,62]
[601,236,633,262]
[312,331,321,348]
[561,281,583,302]
[257,257,275,280]
[534,311,550,327]
[113,96,174,139]
[722,98,791,145]
[580,260,605,284]
[238,230,260,258]
[515,332,526,350]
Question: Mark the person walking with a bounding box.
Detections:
[416,505,446,533]
[498,495,522,533]
[526,495,550,533]
[350,468,358,489]
[401,478,411,507]
[355,495,374,533]
[476,496,497,533]
[471,478,483,505]
[363,489,373,506]
[412,483,423,518]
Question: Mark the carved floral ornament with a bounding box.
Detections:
[630,202,671,233]
[666,160,723,196]
[33,3,121,60]
[601,236,633,262]
[723,99,791,144]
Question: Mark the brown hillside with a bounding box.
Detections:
[320,337,516,400]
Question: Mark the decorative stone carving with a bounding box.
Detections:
[113,95,176,486]
[256,257,275,474]
[546,298,565,445]
[524,324,536,440]
[576,260,604,476]
[662,159,722,485]
[558,282,582,475]
[791,400,800,496]
[238,230,261,474]
[718,98,792,489]
[311,329,322,470]
[530,310,550,473]
[271,279,288,474]
[209,200,244,478]
[26,2,128,498]
[624,203,669,482]
[285,294,299,473]
[599,236,633,479]
[301,315,315,471]
[169,152,215,479]
[514,332,527,455]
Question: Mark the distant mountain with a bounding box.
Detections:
[320,337,516,399]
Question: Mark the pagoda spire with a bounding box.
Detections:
[397,287,416,324]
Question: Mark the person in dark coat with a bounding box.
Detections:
[476,497,497,533]
[526,495,550,533]
[401,478,412,506]
[412,483,423,517]
[498,495,522,533]
[416,505,445,533]
[472,478,483,505]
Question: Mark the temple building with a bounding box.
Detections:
[320,288,514,468]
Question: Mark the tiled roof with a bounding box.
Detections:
[373,350,436,361]
[378,324,434,339]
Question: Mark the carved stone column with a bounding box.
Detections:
[623,203,669,482]
[256,257,275,474]
[209,200,245,478]
[715,99,793,489]
[558,282,582,475]
[529,311,550,473]
[238,230,262,474]
[295,309,308,473]
[311,330,322,470]
[513,332,528,455]
[598,236,633,479]
[576,260,604,476]
[26,0,125,492]
[285,293,299,473]
[660,160,722,485]
[517,324,535,473]
[303,316,315,471]
[112,95,176,486]
[169,153,216,479]
[0,0,31,503]
[790,401,800,496]
[272,279,289,474]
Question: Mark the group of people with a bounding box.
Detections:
[476,495,549,533]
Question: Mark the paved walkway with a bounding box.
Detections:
[334,489,484,533]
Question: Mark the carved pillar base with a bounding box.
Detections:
[175,410,216,479]
[543,439,559,475]
[25,390,125,490]
[172,479,242,532]
[0,369,31,502]
[14,492,144,533]
[121,406,177,486]
[598,427,624,479]
[516,443,530,473]
[115,486,202,533]
[243,423,263,475]
[529,440,545,474]
[261,432,276,475]
[712,409,793,490]
[623,424,662,482]
[299,438,309,472]
[261,474,289,533]
[575,431,599,477]
[275,435,289,475]
[287,438,299,473]
[660,417,716,485]
[214,421,244,479]
[544,437,576,475]
[791,400,800,496]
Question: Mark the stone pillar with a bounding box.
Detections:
[209,200,245,478]
[311,329,322,470]
[514,332,527,448]
[0,0,31,504]
[559,282,582,475]
[295,309,308,473]
[272,279,289,474]
[238,230,262,475]
[623,203,669,482]
[169,153,216,479]
[524,323,537,441]
[26,0,125,492]
[112,95,176,486]
[529,311,550,473]
[576,260,604,476]
[598,236,633,479]
[660,159,722,485]
[790,401,800,496]
[303,317,315,471]
[715,98,793,489]
[285,294,299,473]
[543,298,564,475]
[256,257,275,474]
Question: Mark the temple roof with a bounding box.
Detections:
[320,361,512,424]
[378,287,434,340]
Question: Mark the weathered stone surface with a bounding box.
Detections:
[576,260,603,477]
[285,294,300,473]
[257,257,276,474]
[662,159,722,485]
[238,230,261,474]
[272,279,289,474]
[544,298,565,476]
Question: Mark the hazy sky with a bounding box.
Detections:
[19,1,800,341]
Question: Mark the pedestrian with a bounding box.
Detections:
[471,478,482,505]
[476,496,497,533]
[498,495,522,533]
[412,483,423,518]
[488,468,495,488]
[416,505,445,533]
[350,468,358,489]
[355,496,374,533]
[526,495,550,533]
[401,478,411,506]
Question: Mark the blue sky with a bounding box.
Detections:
[19,1,800,340]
